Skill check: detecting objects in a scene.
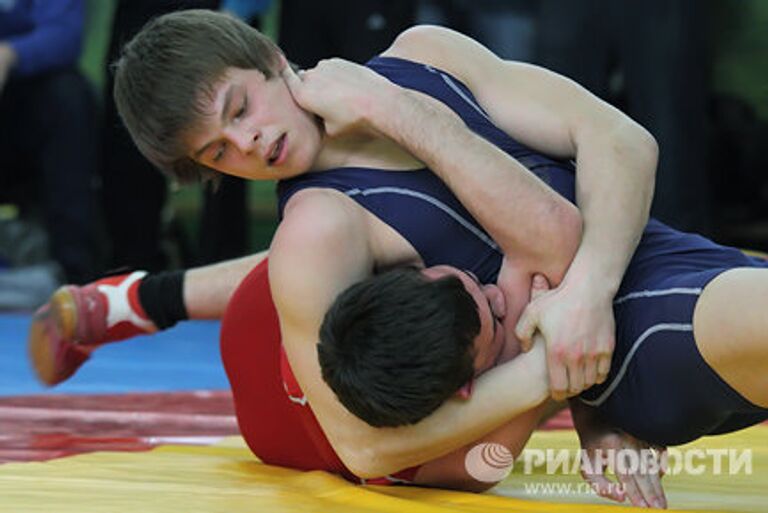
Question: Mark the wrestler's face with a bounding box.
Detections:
[421,265,505,376]
[187,66,323,181]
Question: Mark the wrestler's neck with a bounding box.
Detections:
[312,130,423,172]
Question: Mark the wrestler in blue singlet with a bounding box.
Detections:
[277,56,768,447]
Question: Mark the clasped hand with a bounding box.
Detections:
[516,272,616,401]
[281,58,398,137]
[578,418,667,508]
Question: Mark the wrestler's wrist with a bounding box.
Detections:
[564,249,623,300]
[362,79,408,132]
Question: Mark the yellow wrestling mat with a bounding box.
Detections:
[1,426,765,513]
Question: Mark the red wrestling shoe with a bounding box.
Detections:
[28,271,156,386]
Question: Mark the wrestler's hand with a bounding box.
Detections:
[515,271,615,400]
[579,426,667,508]
[281,58,400,137]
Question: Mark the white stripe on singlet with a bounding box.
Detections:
[614,287,703,305]
[423,64,493,122]
[580,287,704,406]
[580,323,694,407]
[346,186,500,252]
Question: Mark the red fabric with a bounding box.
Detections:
[219,259,418,484]
[73,273,152,344]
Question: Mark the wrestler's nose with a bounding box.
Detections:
[227,126,261,155]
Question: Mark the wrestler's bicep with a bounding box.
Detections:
[385,25,619,159]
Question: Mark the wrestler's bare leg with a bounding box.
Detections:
[29,250,268,385]
[693,268,768,407]
[184,251,268,319]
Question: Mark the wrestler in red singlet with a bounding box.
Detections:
[220,259,419,485]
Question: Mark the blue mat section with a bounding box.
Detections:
[0,314,229,395]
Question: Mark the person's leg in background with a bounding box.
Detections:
[102,0,246,272]
[198,176,249,264]
[618,0,712,235]
[101,0,173,272]
[3,71,98,285]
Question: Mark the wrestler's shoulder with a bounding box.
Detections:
[280,187,367,237]
[381,25,495,82]
[269,188,373,320]
[271,188,370,270]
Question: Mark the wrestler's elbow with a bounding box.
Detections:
[339,444,399,479]
[612,118,659,184]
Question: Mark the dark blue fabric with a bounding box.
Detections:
[0,0,83,77]
[582,264,768,446]
[277,56,768,445]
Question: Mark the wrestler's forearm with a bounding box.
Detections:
[566,121,657,296]
[367,86,582,283]
[341,340,549,478]
[412,401,550,492]
[184,251,268,319]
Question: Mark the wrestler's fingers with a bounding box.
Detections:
[515,306,539,352]
[583,353,599,389]
[630,461,663,509]
[648,465,668,509]
[616,467,648,508]
[530,273,550,300]
[596,354,611,384]
[655,446,669,478]
[281,65,302,86]
[281,66,307,103]
[581,470,624,503]
[548,353,569,401]
[566,351,586,396]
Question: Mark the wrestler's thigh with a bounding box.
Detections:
[693,267,768,407]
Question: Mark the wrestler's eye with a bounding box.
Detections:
[233,95,248,121]
[213,142,228,162]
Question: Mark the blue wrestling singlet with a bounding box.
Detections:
[277,56,768,446]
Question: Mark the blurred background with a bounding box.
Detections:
[1,0,767,310]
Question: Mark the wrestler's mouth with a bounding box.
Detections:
[268,133,287,166]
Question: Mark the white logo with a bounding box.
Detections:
[464,443,514,483]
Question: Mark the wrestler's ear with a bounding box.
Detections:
[483,284,506,319]
[274,51,290,74]
[276,50,286,68]
[455,379,474,400]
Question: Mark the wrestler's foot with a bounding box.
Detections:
[28,271,157,386]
